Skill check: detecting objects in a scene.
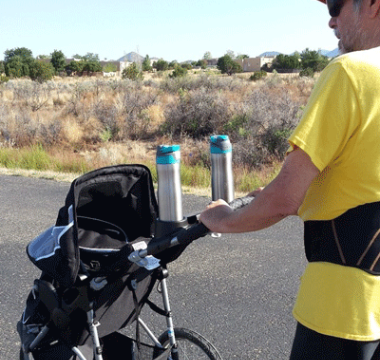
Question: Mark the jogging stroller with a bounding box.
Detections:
[17,164,223,360]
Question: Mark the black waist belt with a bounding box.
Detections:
[304,201,380,275]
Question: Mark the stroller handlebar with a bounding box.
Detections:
[128,196,254,265]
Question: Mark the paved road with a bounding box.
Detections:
[0,174,306,360]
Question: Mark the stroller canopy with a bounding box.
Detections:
[27,164,159,288]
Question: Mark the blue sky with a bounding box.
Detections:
[0,0,337,62]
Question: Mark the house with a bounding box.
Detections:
[235,56,276,72]
[206,58,219,66]
[99,61,129,74]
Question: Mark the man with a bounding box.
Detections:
[200,0,380,358]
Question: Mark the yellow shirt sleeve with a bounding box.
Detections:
[289,61,361,172]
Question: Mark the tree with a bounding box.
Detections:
[203,51,212,60]
[82,60,102,73]
[4,47,33,63]
[122,62,143,80]
[170,64,188,78]
[50,50,66,74]
[82,53,100,62]
[168,60,178,70]
[300,48,329,72]
[103,63,117,73]
[272,53,301,70]
[70,53,102,73]
[37,55,50,59]
[142,55,152,72]
[4,47,34,77]
[226,50,235,59]
[0,61,4,74]
[181,63,192,70]
[154,59,169,71]
[66,60,83,74]
[5,55,28,77]
[29,60,55,82]
[196,59,208,69]
[237,54,249,60]
[217,54,242,75]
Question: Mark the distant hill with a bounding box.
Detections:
[259,51,281,57]
[325,48,340,58]
[117,52,144,63]
[259,48,339,58]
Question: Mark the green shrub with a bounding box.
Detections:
[0,75,10,84]
[170,65,188,78]
[299,67,314,78]
[249,71,267,81]
[103,63,117,73]
[153,59,169,71]
[217,54,243,75]
[122,63,143,81]
[29,61,55,82]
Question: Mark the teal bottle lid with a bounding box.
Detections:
[156,145,181,164]
[210,135,232,154]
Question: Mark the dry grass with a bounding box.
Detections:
[0,72,316,190]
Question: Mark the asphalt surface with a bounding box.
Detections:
[0,174,306,360]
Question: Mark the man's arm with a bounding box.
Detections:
[199,148,320,233]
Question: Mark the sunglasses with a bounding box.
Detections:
[326,0,345,17]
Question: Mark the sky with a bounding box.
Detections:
[0,0,338,63]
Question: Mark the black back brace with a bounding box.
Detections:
[304,201,380,275]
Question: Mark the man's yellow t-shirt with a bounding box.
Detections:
[288,46,380,341]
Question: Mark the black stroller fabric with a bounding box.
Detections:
[27,164,159,288]
[19,164,163,359]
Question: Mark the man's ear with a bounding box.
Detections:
[369,0,380,18]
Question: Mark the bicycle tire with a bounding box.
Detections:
[153,327,223,360]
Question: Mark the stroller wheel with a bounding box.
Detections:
[153,327,223,360]
[19,347,34,360]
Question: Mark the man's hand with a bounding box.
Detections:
[199,148,320,233]
[200,199,232,232]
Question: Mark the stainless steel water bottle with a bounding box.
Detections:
[156,145,183,222]
[210,135,234,203]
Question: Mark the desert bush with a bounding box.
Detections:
[120,87,159,139]
[161,88,231,138]
[92,102,120,140]
[0,74,310,175]
[0,105,61,147]
[231,88,302,168]
[159,73,248,94]
[65,81,89,116]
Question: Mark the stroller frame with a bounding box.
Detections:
[21,266,183,360]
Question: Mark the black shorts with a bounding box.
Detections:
[290,323,380,360]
